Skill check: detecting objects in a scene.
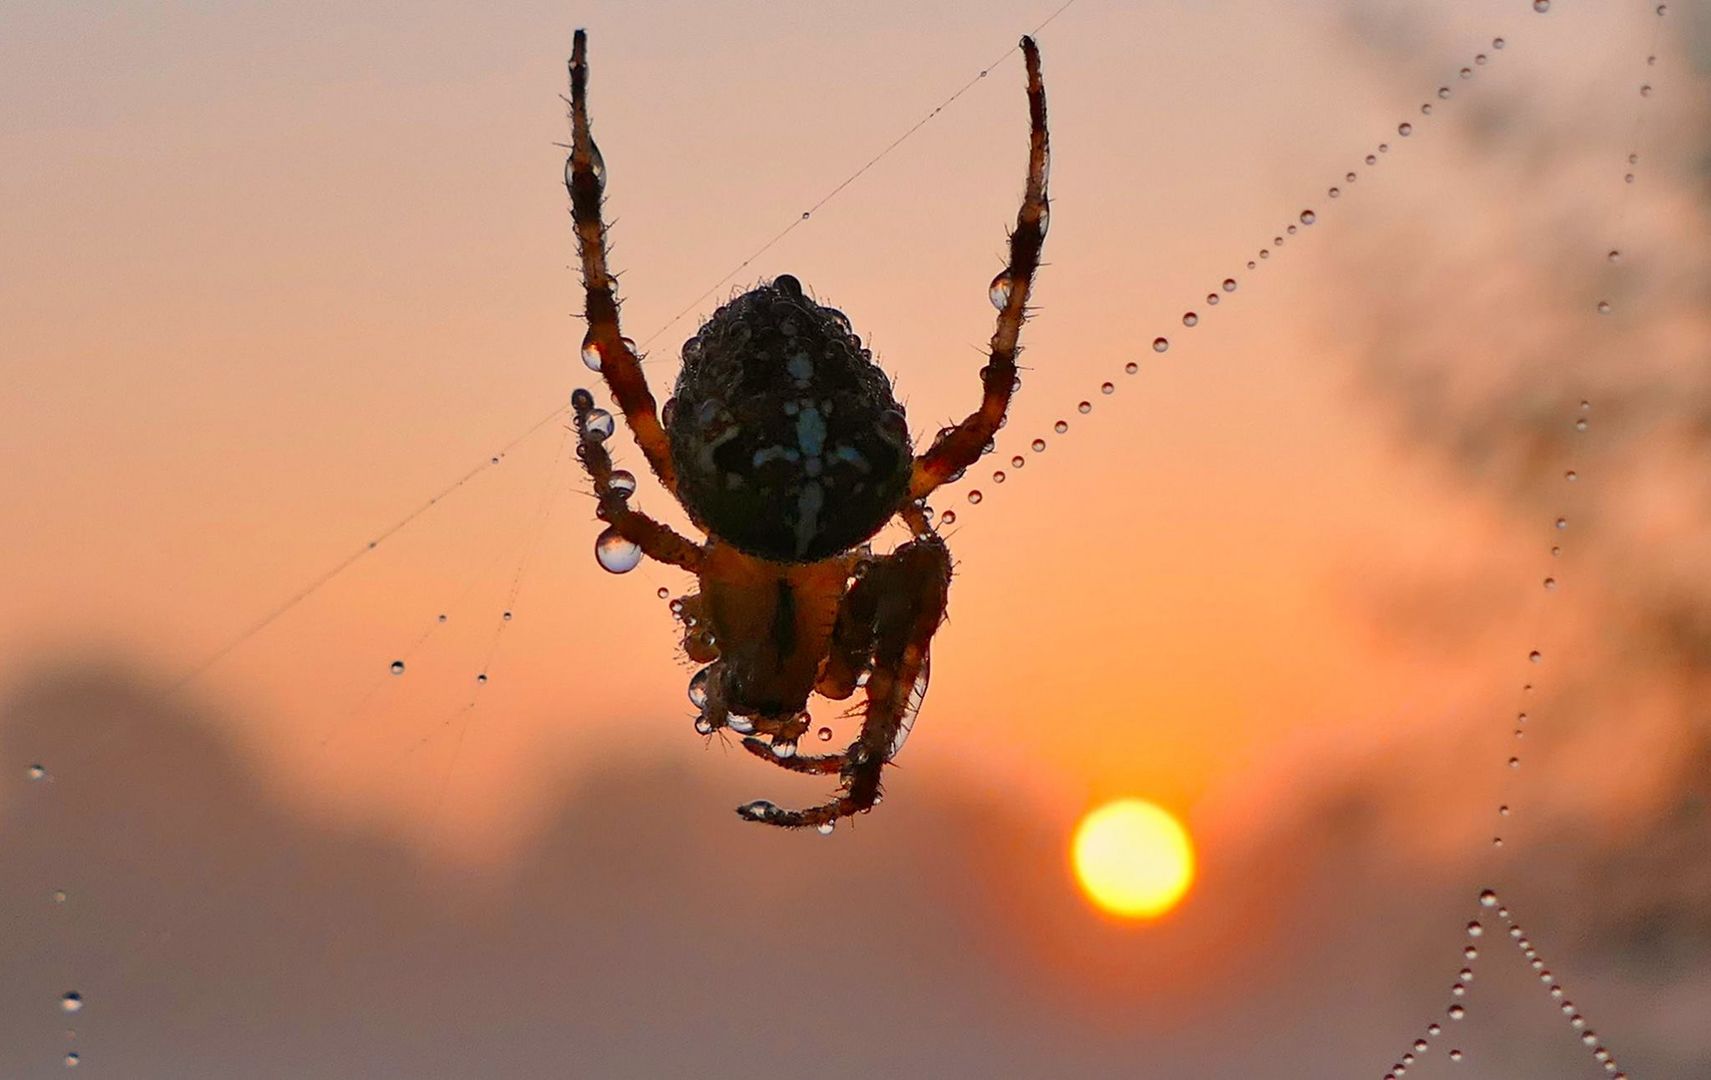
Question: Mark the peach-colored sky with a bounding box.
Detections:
[0,0,1697,891]
[6,1,1710,1076]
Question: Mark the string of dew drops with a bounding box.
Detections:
[1374,3,1670,1076]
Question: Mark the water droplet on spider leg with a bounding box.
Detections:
[585,408,616,441]
[687,667,711,709]
[989,271,1016,310]
[1246,259,1256,269]
[389,660,406,676]
[607,469,637,498]
[816,821,836,835]
[60,993,83,1014]
[736,800,779,822]
[1078,401,1092,414]
[580,332,603,372]
[1299,209,1316,225]
[594,527,642,573]
[52,889,67,903]
[1460,67,1472,79]
[570,387,594,412]
[694,715,714,735]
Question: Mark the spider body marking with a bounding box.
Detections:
[565,29,1049,829]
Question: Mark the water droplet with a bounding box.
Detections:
[656,587,670,600]
[736,800,778,822]
[816,726,833,742]
[502,610,514,622]
[1639,84,1652,97]
[1054,420,1068,434]
[1328,187,1340,199]
[1399,122,1414,136]
[1101,382,1114,395]
[65,1053,80,1068]
[1480,889,1498,906]
[771,740,797,759]
[1448,1004,1466,1020]
[1421,103,1433,115]
[608,470,637,498]
[1438,86,1451,99]
[1529,650,1542,663]
[1449,1050,1463,1062]
[437,613,448,623]
[476,673,488,684]
[1575,418,1588,431]
[1475,53,1488,65]
[1299,209,1317,225]
[687,667,711,709]
[1365,153,1378,166]
[1010,455,1025,469]
[989,271,1015,310]
[939,509,956,525]
[1259,249,1270,260]
[1379,143,1390,153]
[816,821,835,835]
[1463,948,1477,961]
[1078,401,1092,414]
[992,470,1006,484]
[595,527,642,573]
[1534,0,1550,11]
[580,332,603,372]
[1182,312,1198,327]
[1031,439,1046,453]
[1246,259,1256,269]
[60,993,82,1014]
[1153,337,1170,353]
[1467,921,1484,937]
[585,408,615,441]
[967,490,983,505]
[1125,361,1139,375]
[1460,67,1472,79]
[694,716,714,735]
[1499,804,1510,816]
[1555,517,1568,530]
[1596,300,1611,314]
[1347,171,1358,182]
[389,660,405,676]
[1285,225,1296,236]
[1222,278,1238,293]
[1494,36,1506,47]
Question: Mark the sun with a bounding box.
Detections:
[1072,798,1196,919]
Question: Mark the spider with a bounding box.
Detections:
[564,29,1049,830]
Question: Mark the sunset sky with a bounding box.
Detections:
[3,1,1708,1076]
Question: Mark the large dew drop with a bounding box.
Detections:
[989,271,1015,310]
[594,527,642,574]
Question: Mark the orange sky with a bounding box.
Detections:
[0,0,1694,864]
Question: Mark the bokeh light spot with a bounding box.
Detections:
[1072,799,1195,919]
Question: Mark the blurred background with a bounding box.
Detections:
[3,0,1708,1075]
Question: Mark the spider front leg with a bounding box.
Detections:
[567,30,677,493]
[736,535,951,830]
[910,35,1049,500]
[572,388,703,573]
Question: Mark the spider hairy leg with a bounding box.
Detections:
[910,35,1049,500]
[736,535,951,830]
[572,388,704,572]
[567,29,678,493]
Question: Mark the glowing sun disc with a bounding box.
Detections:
[1072,799,1195,919]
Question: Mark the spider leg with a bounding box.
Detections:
[567,30,677,493]
[572,387,703,572]
[909,36,1049,501]
[736,535,951,830]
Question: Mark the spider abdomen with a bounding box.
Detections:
[665,275,912,563]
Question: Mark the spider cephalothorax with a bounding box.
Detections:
[665,275,913,563]
[564,30,1049,829]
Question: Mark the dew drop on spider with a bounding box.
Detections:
[389,660,405,676]
[580,332,603,372]
[816,821,835,835]
[736,800,777,821]
[1078,401,1092,414]
[585,408,615,442]
[608,470,637,498]
[728,715,756,735]
[816,726,833,742]
[694,716,714,736]
[594,526,642,573]
[687,667,711,709]
[988,271,1015,310]
[771,741,797,759]
[1054,420,1068,434]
